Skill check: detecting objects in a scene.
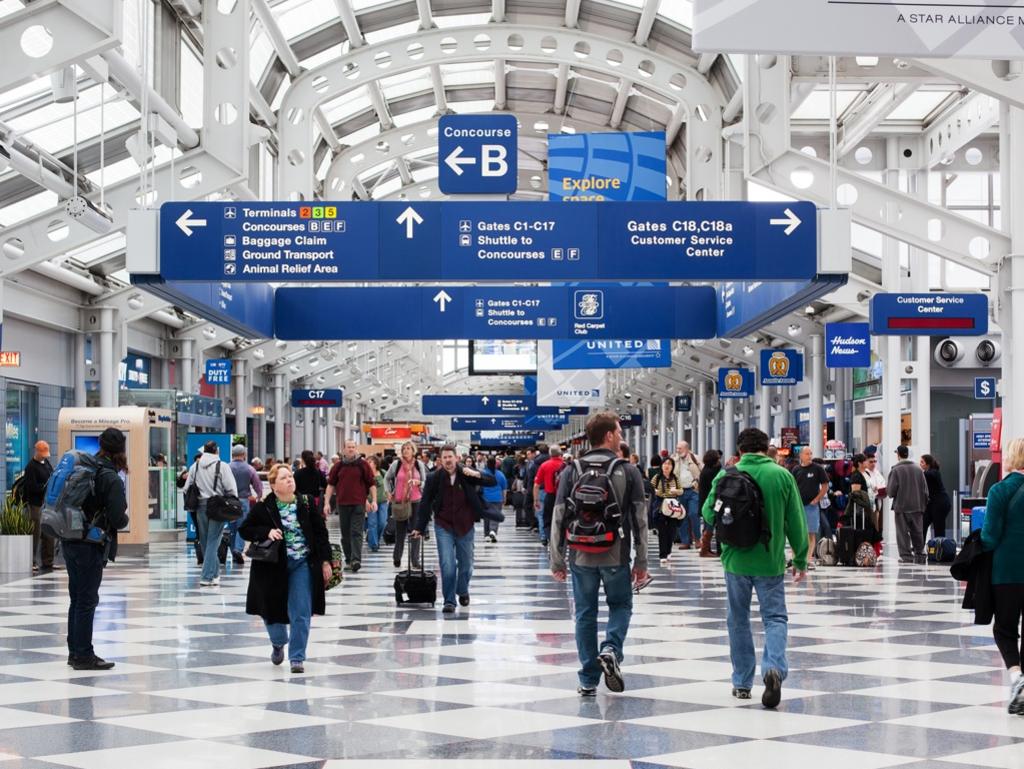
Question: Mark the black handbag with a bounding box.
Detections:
[183,461,200,511]
[206,461,244,522]
[246,538,281,563]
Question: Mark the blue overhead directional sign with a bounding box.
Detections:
[438,114,518,195]
[620,413,643,428]
[452,416,567,431]
[422,394,587,417]
[760,349,804,386]
[133,276,274,338]
[205,359,232,386]
[869,293,989,336]
[274,285,717,341]
[157,200,819,283]
[718,276,847,338]
[975,377,997,400]
[718,367,755,399]
[470,431,546,443]
[826,322,871,368]
[552,339,671,370]
[291,389,343,408]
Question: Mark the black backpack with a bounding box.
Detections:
[563,456,626,554]
[712,466,770,550]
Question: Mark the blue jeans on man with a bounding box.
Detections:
[535,489,547,542]
[195,500,226,582]
[678,488,700,545]
[434,524,474,606]
[724,572,789,690]
[366,501,390,551]
[570,563,633,688]
[229,498,251,556]
[63,540,106,660]
[264,557,313,664]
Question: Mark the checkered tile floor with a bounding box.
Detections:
[0,520,1019,769]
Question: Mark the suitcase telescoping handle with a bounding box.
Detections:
[409,513,426,576]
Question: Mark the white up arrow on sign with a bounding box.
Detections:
[432,290,452,312]
[444,146,476,176]
[481,396,490,405]
[396,206,423,239]
[175,209,207,237]
[769,208,802,236]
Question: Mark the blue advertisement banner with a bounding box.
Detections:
[423,394,587,417]
[275,285,717,341]
[869,292,989,336]
[551,339,671,370]
[157,200,818,283]
[291,389,343,408]
[548,131,666,202]
[826,322,872,368]
[760,349,804,386]
[717,367,755,399]
[438,114,518,194]
[470,431,546,443]
[205,359,232,386]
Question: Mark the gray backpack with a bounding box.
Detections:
[815,537,838,566]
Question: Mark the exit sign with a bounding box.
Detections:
[0,351,21,367]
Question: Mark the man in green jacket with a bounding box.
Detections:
[702,428,808,708]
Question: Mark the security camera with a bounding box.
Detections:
[934,336,1001,368]
[976,339,1001,365]
[934,338,965,367]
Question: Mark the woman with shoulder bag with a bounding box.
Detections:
[239,464,332,674]
[385,441,425,569]
[365,455,390,553]
[652,457,685,565]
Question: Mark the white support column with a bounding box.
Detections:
[722,399,736,460]
[833,371,848,446]
[696,382,707,455]
[179,338,195,394]
[657,397,668,456]
[644,402,654,463]
[909,169,931,455]
[234,359,247,440]
[273,374,285,462]
[759,382,771,433]
[75,330,87,407]
[810,334,825,458]
[675,400,684,448]
[881,137,904,549]
[774,386,788,439]
[256,387,267,459]
[98,307,115,408]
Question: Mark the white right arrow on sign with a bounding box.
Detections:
[769,207,801,236]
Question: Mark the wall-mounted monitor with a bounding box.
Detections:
[468,340,537,376]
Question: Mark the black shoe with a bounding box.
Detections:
[577,685,597,697]
[67,655,74,666]
[394,559,402,568]
[232,552,245,565]
[541,539,548,546]
[290,662,304,674]
[351,562,361,573]
[732,687,752,700]
[71,656,115,671]
[271,645,284,666]
[459,594,470,607]
[442,603,456,614]
[598,649,624,693]
[762,669,782,709]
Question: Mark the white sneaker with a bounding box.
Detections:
[807,561,817,571]
[1009,673,1024,716]
[199,577,220,587]
[659,558,668,566]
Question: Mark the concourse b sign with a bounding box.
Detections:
[156,200,819,283]
[438,114,518,195]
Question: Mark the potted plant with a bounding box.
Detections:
[0,493,34,573]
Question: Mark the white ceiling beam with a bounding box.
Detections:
[565,0,582,29]
[836,82,917,157]
[634,0,661,46]
[415,0,434,30]
[609,80,632,129]
[367,81,395,130]
[696,53,717,74]
[495,58,507,110]
[333,0,365,48]
[491,0,506,23]
[553,63,570,114]
[430,64,448,112]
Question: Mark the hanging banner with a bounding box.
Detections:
[369,425,412,440]
[825,322,872,368]
[536,341,606,408]
[548,131,667,202]
[551,339,671,370]
[693,0,1024,59]
[717,367,755,399]
[760,349,804,386]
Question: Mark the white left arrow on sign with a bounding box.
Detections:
[432,289,452,312]
[175,208,208,237]
[396,206,423,239]
[445,146,476,176]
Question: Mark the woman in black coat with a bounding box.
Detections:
[920,454,951,538]
[292,450,327,516]
[239,463,332,674]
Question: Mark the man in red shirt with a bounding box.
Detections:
[534,446,565,546]
[325,439,377,572]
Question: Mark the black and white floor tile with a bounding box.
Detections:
[0,520,1019,769]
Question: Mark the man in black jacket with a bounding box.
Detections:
[412,444,496,613]
[24,440,54,572]
[65,427,129,671]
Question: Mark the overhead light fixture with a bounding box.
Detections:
[65,196,113,235]
[804,305,816,315]
[50,66,77,103]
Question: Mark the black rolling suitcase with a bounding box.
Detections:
[394,536,437,607]
[837,498,870,567]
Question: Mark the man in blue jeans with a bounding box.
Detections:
[702,427,807,708]
[228,444,263,564]
[412,444,496,614]
[550,412,649,696]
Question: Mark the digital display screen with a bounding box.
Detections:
[469,340,537,376]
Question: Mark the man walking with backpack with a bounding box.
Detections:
[183,441,239,587]
[550,412,649,696]
[701,428,807,708]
